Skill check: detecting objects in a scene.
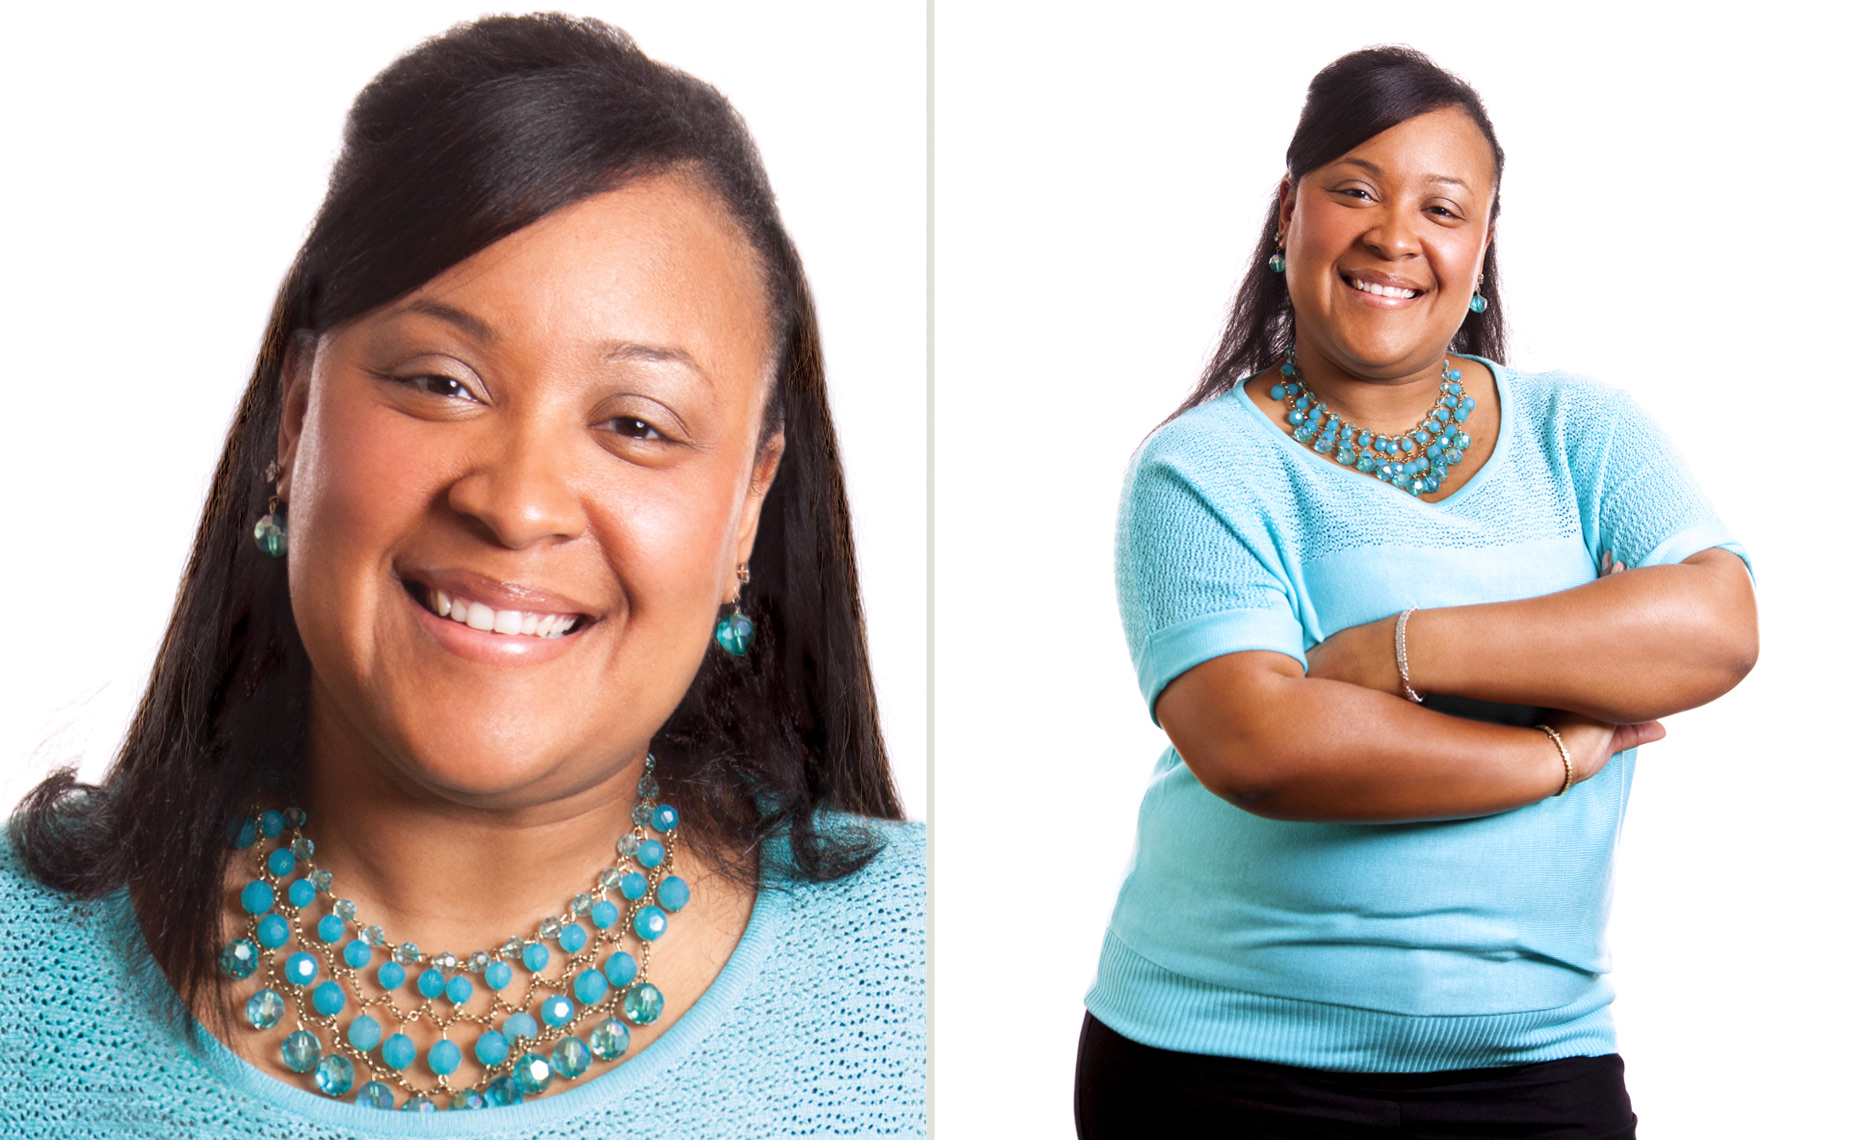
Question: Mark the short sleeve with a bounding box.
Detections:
[1567,385,1749,575]
[1115,441,1305,720]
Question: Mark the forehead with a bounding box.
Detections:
[1325,107,1497,194]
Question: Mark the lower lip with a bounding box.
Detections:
[1343,279,1423,309]
[408,589,585,666]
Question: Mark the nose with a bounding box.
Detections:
[1360,206,1420,261]
[445,423,588,549]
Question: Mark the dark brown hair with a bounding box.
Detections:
[11,13,900,1023]
[1177,45,1508,415]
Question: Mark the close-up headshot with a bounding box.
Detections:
[0,5,924,1137]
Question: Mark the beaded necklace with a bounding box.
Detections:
[1270,344,1478,497]
[216,756,686,1112]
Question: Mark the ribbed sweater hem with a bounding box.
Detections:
[1084,930,1616,1073]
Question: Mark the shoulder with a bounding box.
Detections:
[773,816,925,936]
[1129,389,1269,484]
[1488,360,1652,435]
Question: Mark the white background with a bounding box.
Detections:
[0,4,927,824]
[935,3,1852,1137]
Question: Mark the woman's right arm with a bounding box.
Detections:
[1156,649,1664,823]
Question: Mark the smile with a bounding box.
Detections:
[415,584,585,639]
[1346,275,1420,299]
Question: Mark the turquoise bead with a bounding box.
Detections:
[1334,448,1356,466]
[540,994,576,1029]
[253,514,288,558]
[355,1081,396,1109]
[240,881,275,916]
[620,872,648,901]
[1447,368,1463,381]
[382,1033,417,1070]
[403,1097,436,1113]
[450,1090,489,1111]
[1448,381,1463,395]
[715,612,754,656]
[267,848,296,877]
[1399,437,1416,453]
[377,961,406,990]
[245,987,285,1029]
[1355,455,1375,473]
[573,968,609,1005]
[219,939,259,979]
[342,939,371,969]
[513,1053,554,1095]
[348,1013,383,1052]
[281,1030,321,1073]
[417,968,445,999]
[427,1039,462,1076]
[633,905,667,941]
[1453,432,1471,449]
[657,876,690,912]
[650,805,678,833]
[474,1030,510,1067]
[557,923,588,954]
[590,900,620,930]
[623,982,664,1025]
[1269,383,1286,399]
[1312,437,1332,454]
[485,1076,524,1107]
[1446,448,1464,465]
[284,806,307,828]
[311,980,345,1016]
[504,1011,539,1040]
[603,951,639,988]
[259,810,285,838]
[1469,293,1487,313]
[1454,405,1471,422]
[291,836,314,860]
[1295,396,1310,409]
[1461,397,1476,412]
[316,915,344,943]
[287,879,316,908]
[484,961,513,990]
[230,818,258,850]
[314,1054,354,1097]
[394,942,421,965]
[637,840,664,869]
[551,1036,592,1080]
[1443,394,1459,408]
[522,942,550,972]
[445,974,473,1004]
[1427,443,1443,458]
[311,869,333,892]
[1287,409,1306,426]
[590,1017,630,1061]
[1268,252,1286,272]
[284,952,318,987]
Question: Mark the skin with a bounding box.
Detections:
[212,172,782,1096]
[1162,109,1758,822]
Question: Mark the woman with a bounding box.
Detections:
[1075,47,1756,1139]
[1,14,923,1134]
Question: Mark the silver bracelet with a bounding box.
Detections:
[1394,606,1424,704]
[1535,724,1574,796]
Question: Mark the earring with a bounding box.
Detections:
[1469,277,1488,314]
[254,461,287,558]
[714,565,754,657]
[1268,234,1286,274]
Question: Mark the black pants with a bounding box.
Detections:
[1075,1014,1636,1139]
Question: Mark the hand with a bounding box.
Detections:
[1543,710,1666,788]
[1303,615,1406,698]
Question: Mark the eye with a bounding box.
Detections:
[398,374,475,400]
[604,416,664,441]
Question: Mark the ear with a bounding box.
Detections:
[1276,175,1296,242]
[275,332,316,502]
[729,431,785,587]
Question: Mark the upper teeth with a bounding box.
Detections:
[431,589,579,638]
[1351,278,1417,299]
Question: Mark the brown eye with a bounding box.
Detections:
[606,416,664,441]
[403,375,471,399]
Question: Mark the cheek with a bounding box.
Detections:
[595,468,743,623]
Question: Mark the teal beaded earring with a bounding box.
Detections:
[714,566,754,657]
[1468,276,1488,314]
[1268,233,1286,274]
[254,461,288,558]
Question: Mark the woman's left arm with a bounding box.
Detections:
[1307,546,1757,723]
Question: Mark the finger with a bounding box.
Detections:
[1623,720,1666,748]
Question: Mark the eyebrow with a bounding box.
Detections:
[603,341,715,388]
[401,299,497,344]
[1335,158,1469,190]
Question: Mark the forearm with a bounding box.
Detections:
[1158,655,1576,824]
[1407,549,1757,722]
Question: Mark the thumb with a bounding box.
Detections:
[1615,720,1666,751]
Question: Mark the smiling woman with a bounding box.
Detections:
[1,14,922,1136]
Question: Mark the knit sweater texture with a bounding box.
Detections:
[0,819,925,1137]
[1086,361,1745,1071]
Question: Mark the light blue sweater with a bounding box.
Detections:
[1086,362,1745,1071]
[0,820,924,1137]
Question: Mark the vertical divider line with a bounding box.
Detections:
[922,0,936,1135]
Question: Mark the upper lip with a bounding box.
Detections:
[1341,268,1428,294]
[398,567,601,620]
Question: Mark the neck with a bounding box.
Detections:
[1288,340,1452,436]
[295,694,648,958]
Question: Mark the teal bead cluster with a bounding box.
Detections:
[1271,345,1477,498]
[714,610,754,656]
[215,755,680,1110]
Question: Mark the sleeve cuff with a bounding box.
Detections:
[1137,608,1307,723]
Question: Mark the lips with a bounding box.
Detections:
[399,570,596,641]
[1342,270,1425,300]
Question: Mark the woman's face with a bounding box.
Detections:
[1278,107,1496,381]
[276,173,782,807]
